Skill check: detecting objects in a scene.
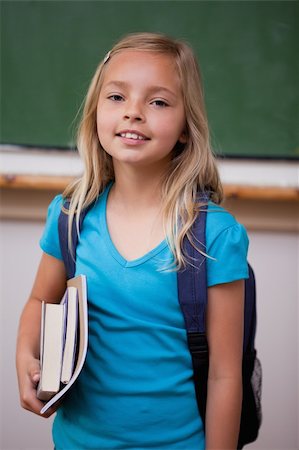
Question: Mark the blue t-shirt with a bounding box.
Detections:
[40,185,249,450]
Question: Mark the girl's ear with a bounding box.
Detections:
[178,130,188,144]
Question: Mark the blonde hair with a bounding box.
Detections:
[63,32,223,269]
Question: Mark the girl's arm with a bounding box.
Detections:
[16,252,66,418]
[205,279,245,450]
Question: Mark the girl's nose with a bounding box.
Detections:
[124,101,145,122]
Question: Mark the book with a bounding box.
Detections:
[60,286,79,384]
[37,302,65,401]
[37,275,88,414]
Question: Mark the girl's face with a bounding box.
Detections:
[96,50,186,172]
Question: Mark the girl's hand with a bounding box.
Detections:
[17,355,56,418]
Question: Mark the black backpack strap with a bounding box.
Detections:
[177,207,208,334]
[243,264,256,353]
[58,201,90,279]
[177,204,209,425]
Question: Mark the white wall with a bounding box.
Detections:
[0,219,298,450]
[0,220,54,450]
[247,231,299,450]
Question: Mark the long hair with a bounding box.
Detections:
[63,32,223,268]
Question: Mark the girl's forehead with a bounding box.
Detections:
[109,49,176,65]
[101,50,181,89]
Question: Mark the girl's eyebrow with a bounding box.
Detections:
[104,81,128,89]
[103,80,178,99]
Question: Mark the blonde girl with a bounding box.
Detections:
[16,32,248,449]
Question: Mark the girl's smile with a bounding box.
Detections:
[116,129,150,144]
[96,50,187,170]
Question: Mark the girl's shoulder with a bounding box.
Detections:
[205,203,249,286]
[39,194,64,260]
[206,202,248,242]
[207,201,241,227]
[48,193,64,211]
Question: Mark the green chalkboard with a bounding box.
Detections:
[1,1,298,158]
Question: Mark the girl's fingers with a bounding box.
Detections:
[24,364,59,418]
[31,371,40,385]
[18,360,47,417]
[28,359,40,385]
[20,386,44,415]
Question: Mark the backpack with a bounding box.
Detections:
[58,201,262,449]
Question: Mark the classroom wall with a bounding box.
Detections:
[0,206,298,449]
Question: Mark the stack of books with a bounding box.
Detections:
[37,275,88,414]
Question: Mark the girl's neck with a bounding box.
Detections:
[111,164,164,210]
[106,164,166,261]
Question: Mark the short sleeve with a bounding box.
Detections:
[206,207,249,287]
[40,195,63,260]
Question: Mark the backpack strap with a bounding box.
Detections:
[177,205,209,425]
[58,201,90,279]
[243,264,256,353]
[177,206,208,334]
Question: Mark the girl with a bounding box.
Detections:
[16,33,248,449]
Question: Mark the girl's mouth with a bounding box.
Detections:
[116,130,150,141]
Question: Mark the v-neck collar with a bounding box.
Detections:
[98,183,168,268]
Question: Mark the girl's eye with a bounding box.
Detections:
[151,99,169,108]
[108,94,124,102]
